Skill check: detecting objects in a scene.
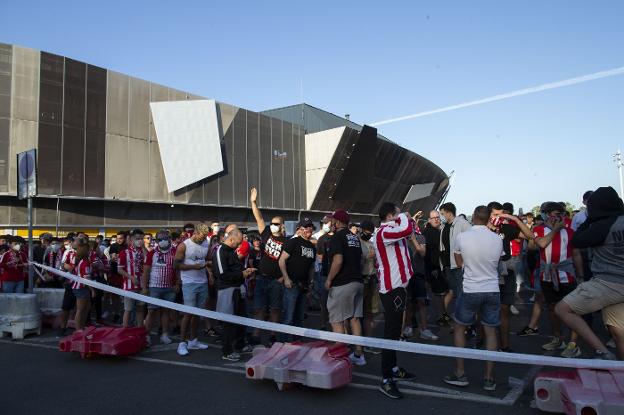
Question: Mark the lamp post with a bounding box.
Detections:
[613,150,624,200]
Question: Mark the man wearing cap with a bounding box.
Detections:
[325,208,366,366]
[314,216,334,329]
[278,217,316,340]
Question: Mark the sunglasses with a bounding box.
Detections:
[270,222,282,226]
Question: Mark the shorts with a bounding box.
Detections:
[123,294,145,312]
[407,274,427,303]
[182,282,208,308]
[602,302,624,329]
[444,267,463,296]
[72,287,91,300]
[542,281,577,305]
[427,268,448,295]
[253,275,283,311]
[499,270,516,306]
[62,285,76,311]
[454,291,501,327]
[562,278,624,316]
[147,287,176,310]
[327,281,363,323]
[363,275,380,316]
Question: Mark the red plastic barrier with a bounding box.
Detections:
[245,341,352,391]
[534,369,624,415]
[59,326,147,358]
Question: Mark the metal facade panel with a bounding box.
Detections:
[246,111,260,201]
[148,142,168,202]
[0,44,11,193]
[84,130,105,197]
[282,122,294,209]
[232,109,247,207]
[9,118,38,194]
[104,133,128,199]
[11,46,39,122]
[61,125,85,196]
[127,137,149,200]
[270,118,283,208]
[149,83,168,142]
[128,77,149,140]
[258,114,272,208]
[106,71,129,137]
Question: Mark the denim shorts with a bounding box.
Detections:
[182,282,209,308]
[253,275,283,311]
[148,287,176,310]
[454,291,501,327]
[445,267,463,296]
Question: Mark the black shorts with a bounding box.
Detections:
[427,268,448,295]
[62,285,76,311]
[499,270,516,306]
[542,281,577,305]
[407,274,427,303]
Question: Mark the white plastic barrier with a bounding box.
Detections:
[0,293,42,339]
[32,262,624,371]
[33,288,65,314]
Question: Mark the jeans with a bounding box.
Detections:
[280,285,306,342]
[379,287,407,379]
[2,280,25,293]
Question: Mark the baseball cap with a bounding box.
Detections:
[297,217,314,228]
[331,209,350,225]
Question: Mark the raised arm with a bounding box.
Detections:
[381,213,415,245]
[250,187,266,234]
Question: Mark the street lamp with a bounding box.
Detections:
[613,150,624,199]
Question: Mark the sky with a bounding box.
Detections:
[1,1,623,215]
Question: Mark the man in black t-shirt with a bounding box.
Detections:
[278,218,316,340]
[487,202,534,352]
[315,225,333,329]
[250,187,287,344]
[325,209,365,366]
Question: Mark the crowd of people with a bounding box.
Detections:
[1,185,623,400]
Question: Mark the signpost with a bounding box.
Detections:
[17,149,37,293]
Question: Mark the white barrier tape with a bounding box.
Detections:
[33,262,624,371]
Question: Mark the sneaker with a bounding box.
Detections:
[238,344,254,354]
[160,334,172,345]
[420,329,439,341]
[188,338,209,350]
[222,352,241,362]
[606,338,616,349]
[379,379,403,399]
[510,305,519,315]
[517,326,539,337]
[560,342,581,358]
[349,352,367,366]
[364,346,382,355]
[443,373,469,387]
[392,367,416,381]
[177,341,189,356]
[402,326,414,338]
[542,337,566,351]
[483,378,497,391]
[594,350,617,360]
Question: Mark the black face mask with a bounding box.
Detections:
[361,233,372,241]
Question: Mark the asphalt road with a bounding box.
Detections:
[0,294,612,415]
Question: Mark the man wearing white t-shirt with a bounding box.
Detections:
[443,206,504,392]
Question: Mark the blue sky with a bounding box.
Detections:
[2,1,622,214]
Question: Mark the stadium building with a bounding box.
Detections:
[0,43,449,236]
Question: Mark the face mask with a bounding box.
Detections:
[270,224,280,234]
[490,216,503,228]
[212,225,220,233]
[361,233,372,241]
[12,244,21,251]
[64,243,71,250]
[440,216,447,224]
[322,223,331,233]
[158,240,171,250]
[133,239,143,248]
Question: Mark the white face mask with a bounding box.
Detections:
[270,224,280,234]
[212,225,220,233]
[133,239,143,248]
[322,224,331,233]
[64,243,71,250]
[158,240,171,250]
[12,244,21,251]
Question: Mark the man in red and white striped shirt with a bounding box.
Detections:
[371,202,418,400]
[71,237,93,331]
[530,202,584,358]
[142,230,179,345]
[119,229,147,328]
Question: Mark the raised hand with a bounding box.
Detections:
[250,187,258,203]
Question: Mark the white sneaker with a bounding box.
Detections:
[420,329,439,341]
[402,326,414,338]
[177,341,189,356]
[510,305,519,315]
[188,338,209,350]
[349,352,366,366]
[160,334,172,345]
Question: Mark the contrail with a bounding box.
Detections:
[370,65,624,126]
